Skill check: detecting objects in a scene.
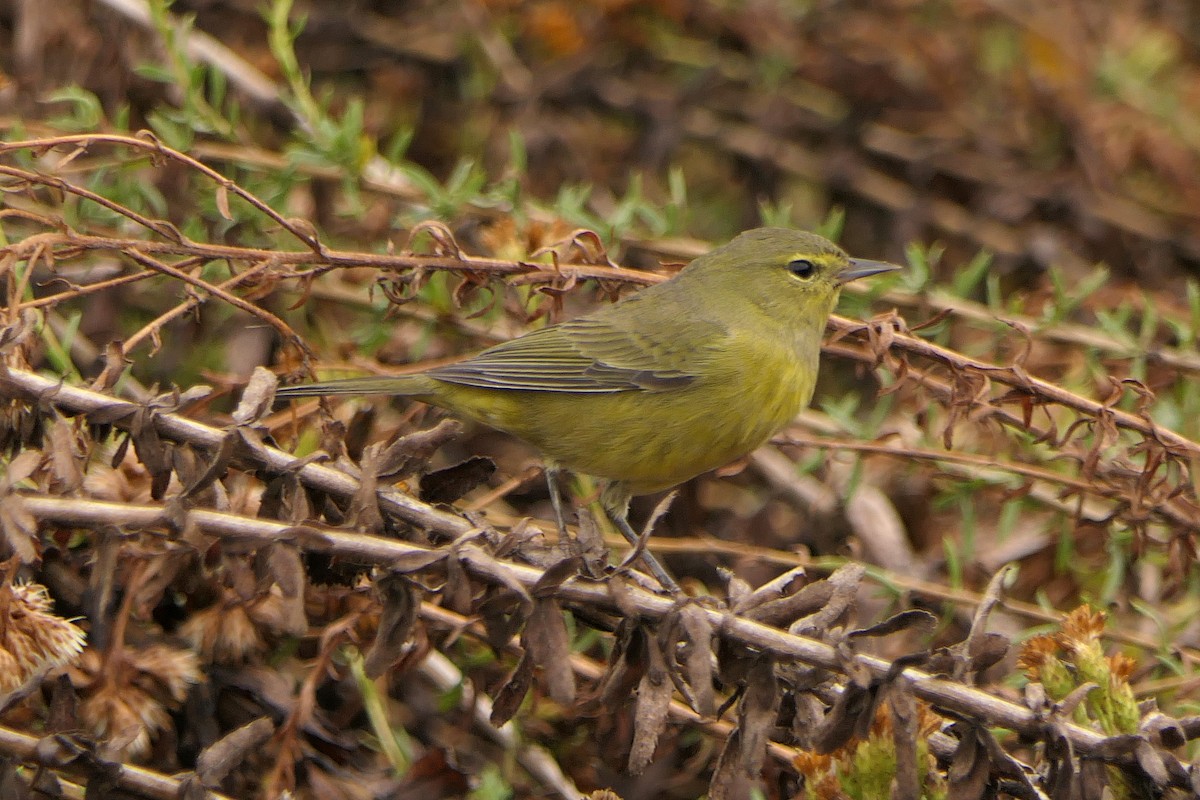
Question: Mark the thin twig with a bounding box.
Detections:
[16,493,1151,765]
[0,723,234,800]
[0,366,472,538]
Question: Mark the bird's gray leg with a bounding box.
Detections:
[601,485,680,594]
[543,464,570,538]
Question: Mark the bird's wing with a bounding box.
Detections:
[427,307,718,393]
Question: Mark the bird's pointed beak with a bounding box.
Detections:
[838,258,902,284]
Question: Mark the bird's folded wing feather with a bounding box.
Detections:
[427,308,720,393]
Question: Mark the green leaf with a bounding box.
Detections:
[952,250,994,297]
[44,87,104,131]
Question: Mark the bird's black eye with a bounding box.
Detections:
[787,259,816,279]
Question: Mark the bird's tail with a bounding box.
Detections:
[276,374,435,399]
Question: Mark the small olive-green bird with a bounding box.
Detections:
[278,228,898,589]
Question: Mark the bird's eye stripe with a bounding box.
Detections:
[788,259,815,278]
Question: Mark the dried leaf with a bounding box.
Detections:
[1058,683,1098,716]
[108,430,131,469]
[348,455,384,532]
[181,434,236,501]
[1,450,42,489]
[45,675,77,734]
[707,729,751,800]
[628,636,671,774]
[232,367,277,426]
[389,550,448,574]
[490,649,535,727]
[605,572,641,620]
[419,457,496,505]
[966,632,1009,674]
[130,407,172,499]
[0,495,39,563]
[407,219,464,259]
[253,545,308,638]
[442,555,473,615]
[674,604,714,718]
[889,682,919,800]
[789,563,864,637]
[256,542,305,600]
[1134,738,1170,788]
[458,546,532,611]
[731,566,805,614]
[531,556,582,597]
[737,657,778,775]
[814,681,878,754]
[1076,757,1108,799]
[848,609,936,641]
[1142,712,1186,750]
[790,692,826,751]
[175,384,215,407]
[523,597,575,705]
[745,573,833,627]
[592,620,646,712]
[195,717,274,787]
[722,569,753,611]
[371,419,463,481]
[573,504,608,574]
[947,726,990,800]
[478,589,528,653]
[708,657,777,800]
[46,417,82,492]
[214,183,233,221]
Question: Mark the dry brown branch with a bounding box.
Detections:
[0,134,320,250]
[0,366,471,538]
[121,258,277,356]
[4,134,1191,466]
[885,286,1200,377]
[15,493,1142,764]
[6,359,1192,788]
[773,433,1192,534]
[828,314,1200,460]
[0,723,236,800]
[638,534,1200,670]
[2,229,658,287]
[124,248,306,357]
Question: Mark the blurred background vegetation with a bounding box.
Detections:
[3,1,1200,798]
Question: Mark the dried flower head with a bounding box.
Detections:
[83,447,155,504]
[71,644,202,759]
[1108,651,1137,682]
[181,598,265,664]
[1016,634,1060,679]
[794,699,944,798]
[0,582,86,700]
[1057,606,1106,651]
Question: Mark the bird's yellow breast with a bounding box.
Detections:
[430,331,816,495]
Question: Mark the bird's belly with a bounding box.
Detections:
[438,368,811,495]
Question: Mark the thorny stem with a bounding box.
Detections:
[122,257,276,356]
[0,723,238,800]
[1,230,658,285]
[122,249,307,358]
[4,362,1199,788]
[0,134,319,251]
[0,366,473,539]
[17,494,1157,768]
[101,558,150,692]
[827,314,1200,460]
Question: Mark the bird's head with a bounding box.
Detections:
[678,227,900,327]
